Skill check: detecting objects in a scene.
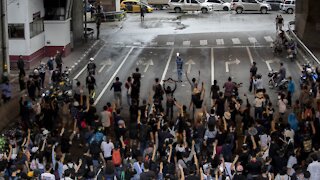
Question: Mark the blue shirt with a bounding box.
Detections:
[1,83,11,97]
[288,80,295,93]
[176,57,183,70]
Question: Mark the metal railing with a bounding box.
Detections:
[287,21,320,65]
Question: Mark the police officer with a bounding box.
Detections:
[87,58,96,76]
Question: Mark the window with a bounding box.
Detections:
[248,0,257,3]
[8,24,25,39]
[284,1,291,4]
[208,0,221,3]
[30,18,44,38]
[191,0,198,3]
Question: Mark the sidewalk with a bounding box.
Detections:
[0,39,103,131]
[0,19,125,131]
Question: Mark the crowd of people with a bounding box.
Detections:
[0,48,320,180]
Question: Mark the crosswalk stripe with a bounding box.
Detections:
[264,36,273,42]
[183,41,190,46]
[232,38,241,44]
[166,42,174,46]
[133,42,141,46]
[200,40,208,46]
[216,39,224,45]
[150,42,158,46]
[248,37,257,44]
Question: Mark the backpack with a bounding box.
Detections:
[288,113,299,131]
[208,115,216,128]
[112,149,122,166]
[89,132,104,144]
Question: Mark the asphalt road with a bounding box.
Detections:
[73,10,305,115]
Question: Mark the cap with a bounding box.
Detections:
[89,57,94,61]
[176,52,180,57]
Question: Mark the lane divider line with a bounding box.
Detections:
[246,46,254,65]
[211,47,214,85]
[94,47,135,105]
[160,48,175,85]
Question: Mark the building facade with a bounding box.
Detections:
[7,0,72,69]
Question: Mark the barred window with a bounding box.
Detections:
[8,24,25,39]
[30,18,44,38]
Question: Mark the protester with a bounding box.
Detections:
[1,56,320,180]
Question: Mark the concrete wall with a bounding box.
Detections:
[71,0,84,45]
[8,0,45,57]
[296,0,320,50]
[44,19,71,46]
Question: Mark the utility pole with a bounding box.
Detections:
[84,0,88,42]
[0,0,9,78]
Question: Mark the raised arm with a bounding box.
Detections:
[251,135,257,150]
[167,144,173,163]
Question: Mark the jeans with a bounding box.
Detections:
[177,69,183,81]
[127,93,131,106]
[114,91,122,107]
[166,104,174,120]
[254,107,263,120]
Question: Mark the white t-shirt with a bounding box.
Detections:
[101,141,114,158]
[41,172,55,180]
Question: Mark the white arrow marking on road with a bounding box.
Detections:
[144,59,154,72]
[98,59,113,73]
[94,47,134,105]
[186,59,196,74]
[225,59,240,72]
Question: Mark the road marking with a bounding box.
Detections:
[160,48,175,85]
[150,42,158,46]
[232,38,241,45]
[265,59,279,71]
[264,36,273,43]
[98,58,113,73]
[94,47,134,105]
[216,39,224,45]
[133,42,142,46]
[166,42,174,46]
[200,40,208,46]
[246,46,254,65]
[143,59,154,72]
[185,59,195,74]
[225,59,240,72]
[211,48,214,84]
[73,45,105,80]
[183,41,190,46]
[297,48,309,63]
[295,61,303,71]
[248,37,257,44]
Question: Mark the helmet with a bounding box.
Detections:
[33,69,39,75]
[89,57,94,61]
[176,53,179,57]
